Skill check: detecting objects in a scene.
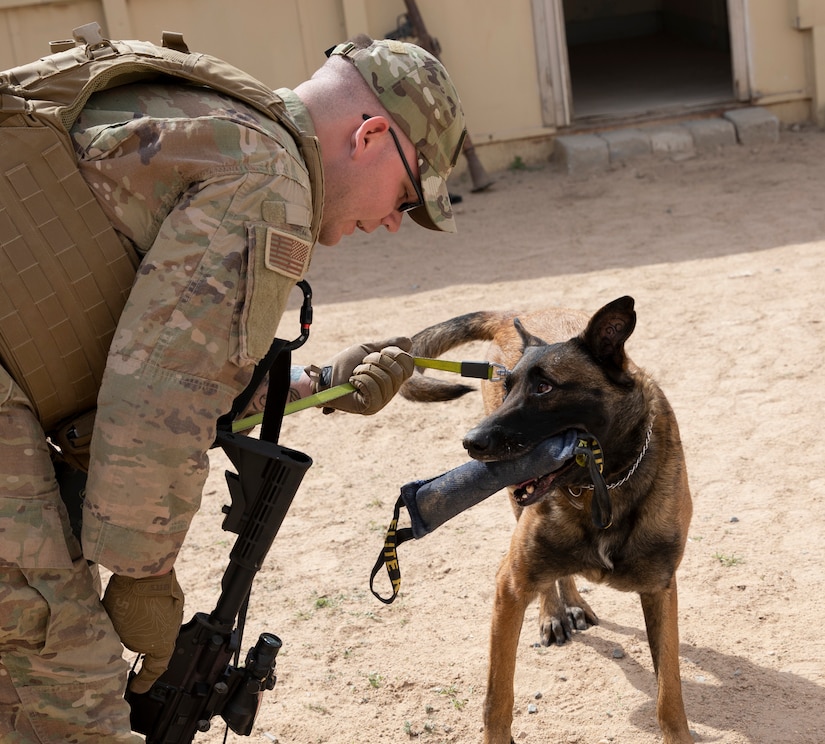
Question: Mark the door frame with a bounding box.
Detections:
[530,0,752,128]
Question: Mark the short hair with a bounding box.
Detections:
[312,36,390,117]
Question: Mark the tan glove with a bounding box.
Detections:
[102,569,184,694]
[306,337,414,415]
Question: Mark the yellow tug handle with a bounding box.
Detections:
[231,357,506,432]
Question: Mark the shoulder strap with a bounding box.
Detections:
[0,24,323,429]
[1,23,289,145]
[1,22,324,238]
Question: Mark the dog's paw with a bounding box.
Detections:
[568,604,595,631]
[539,605,597,646]
[539,610,581,646]
[539,614,572,646]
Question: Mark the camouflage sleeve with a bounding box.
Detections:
[81,166,311,576]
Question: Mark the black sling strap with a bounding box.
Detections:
[260,345,291,444]
[215,337,289,445]
[215,280,312,446]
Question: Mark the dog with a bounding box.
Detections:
[402,296,693,744]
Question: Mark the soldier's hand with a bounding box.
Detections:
[102,569,184,694]
[307,337,414,415]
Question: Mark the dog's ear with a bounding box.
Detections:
[513,317,546,350]
[582,296,636,384]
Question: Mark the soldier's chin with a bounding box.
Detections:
[317,225,345,246]
[316,234,340,247]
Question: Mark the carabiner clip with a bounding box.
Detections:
[285,280,313,351]
[489,363,508,382]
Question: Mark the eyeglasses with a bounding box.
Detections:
[363,114,425,214]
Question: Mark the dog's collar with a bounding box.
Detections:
[567,416,655,500]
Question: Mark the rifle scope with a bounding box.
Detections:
[222,632,282,735]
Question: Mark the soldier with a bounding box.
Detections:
[0,34,466,741]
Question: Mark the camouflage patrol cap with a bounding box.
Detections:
[327,38,467,232]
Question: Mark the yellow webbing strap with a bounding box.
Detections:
[231,357,506,432]
[368,494,412,604]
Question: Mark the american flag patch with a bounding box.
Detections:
[264,227,312,280]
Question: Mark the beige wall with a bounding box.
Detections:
[750,0,808,99]
[2,0,824,172]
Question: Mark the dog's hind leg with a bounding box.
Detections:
[639,576,693,744]
[537,576,598,646]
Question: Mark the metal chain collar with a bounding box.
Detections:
[567,416,655,498]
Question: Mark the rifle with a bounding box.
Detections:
[126,283,315,742]
[389,0,494,193]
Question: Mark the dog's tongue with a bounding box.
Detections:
[399,430,579,539]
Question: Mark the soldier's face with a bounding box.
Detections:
[318,116,420,246]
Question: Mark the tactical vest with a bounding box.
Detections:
[0,22,323,436]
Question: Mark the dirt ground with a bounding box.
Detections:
[173,125,825,744]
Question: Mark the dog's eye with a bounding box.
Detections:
[536,381,553,394]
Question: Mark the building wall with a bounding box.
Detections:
[1,0,823,175]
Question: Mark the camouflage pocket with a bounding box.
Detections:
[0,498,74,569]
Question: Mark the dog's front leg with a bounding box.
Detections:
[483,554,534,744]
[639,576,693,744]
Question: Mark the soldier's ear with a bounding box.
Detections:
[352,115,389,159]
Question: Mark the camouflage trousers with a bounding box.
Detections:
[0,366,141,743]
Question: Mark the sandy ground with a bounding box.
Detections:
[172,126,825,744]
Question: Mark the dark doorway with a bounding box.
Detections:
[563,0,734,122]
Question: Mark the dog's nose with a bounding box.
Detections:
[463,426,493,459]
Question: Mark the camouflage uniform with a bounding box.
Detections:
[0,82,318,742]
[0,37,465,742]
[0,366,138,742]
[74,82,318,576]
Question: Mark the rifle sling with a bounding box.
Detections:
[216,337,290,444]
[260,348,291,444]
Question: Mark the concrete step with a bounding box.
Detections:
[553,106,779,175]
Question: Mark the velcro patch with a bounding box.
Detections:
[264,227,312,280]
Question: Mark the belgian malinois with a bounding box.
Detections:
[402,296,693,744]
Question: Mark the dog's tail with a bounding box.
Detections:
[402,311,512,402]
